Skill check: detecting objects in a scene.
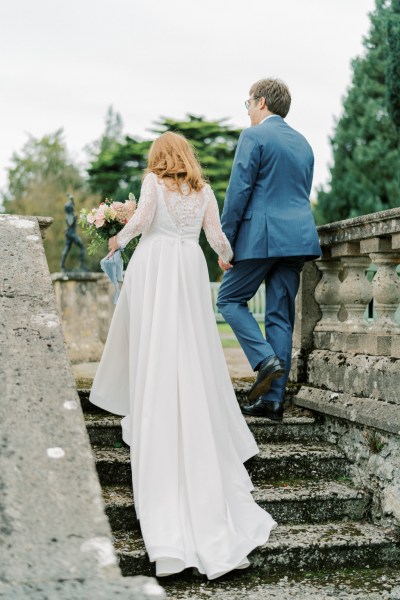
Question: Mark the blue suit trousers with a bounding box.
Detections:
[217,257,304,403]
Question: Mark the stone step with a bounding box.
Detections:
[92,443,349,487]
[78,388,103,414]
[84,411,323,447]
[102,480,370,532]
[79,386,322,445]
[245,414,323,444]
[3,569,400,600]
[248,443,349,482]
[159,568,400,600]
[112,522,400,579]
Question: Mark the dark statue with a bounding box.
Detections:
[61,194,86,272]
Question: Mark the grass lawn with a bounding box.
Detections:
[217,321,265,348]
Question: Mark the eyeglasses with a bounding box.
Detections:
[244,97,259,110]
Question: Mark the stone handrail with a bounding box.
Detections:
[317,206,400,246]
[0,214,165,598]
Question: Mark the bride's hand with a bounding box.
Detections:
[106,236,120,258]
[218,258,233,271]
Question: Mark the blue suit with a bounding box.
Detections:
[217,115,321,402]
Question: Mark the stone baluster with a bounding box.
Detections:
[360,238,400,334]
[371,253,400,331]
[339,257,373,330]
[314,257,342,331]
[329,242,373,332]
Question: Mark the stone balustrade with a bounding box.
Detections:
[291,208,400,527]
[292,206,400,393]
[313,207,400,358]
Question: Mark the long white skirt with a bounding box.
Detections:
[90,234,277,579]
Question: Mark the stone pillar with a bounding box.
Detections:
[52,272,115,363]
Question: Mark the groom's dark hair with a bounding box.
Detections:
[250,78,291,118]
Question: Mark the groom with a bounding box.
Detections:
[217,78,321,421]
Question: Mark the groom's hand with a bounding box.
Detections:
[218,258,233,271]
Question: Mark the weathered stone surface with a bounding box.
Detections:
[93,443,348,487]
[317,207,400,247]
[35,215,54,238]
[84,410,322,447]
[52,273,115,363]
[312,416,400,529]
[0,577,165,600]
[295,386,400,435]
[115,522,400,578]
[306,350,400,404]
[162,570,400,600]
[102,480,369,532]
[0,215,165,598]
[292,261,322,355]
[313,330,396,356]
[295,388,400,527]
[331,241,361,257]
[247,443,348,483]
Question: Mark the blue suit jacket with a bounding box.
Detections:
[221,116,321,261]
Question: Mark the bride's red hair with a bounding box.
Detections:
[146,132,206,194]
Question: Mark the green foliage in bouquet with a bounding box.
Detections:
[79,194,138,264]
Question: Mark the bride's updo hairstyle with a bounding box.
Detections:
[146,131,206,194]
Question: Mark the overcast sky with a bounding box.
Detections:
[1,0,376,199]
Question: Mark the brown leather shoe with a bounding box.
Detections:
[247,355,285,402]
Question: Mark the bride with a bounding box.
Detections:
[89,131,277,580]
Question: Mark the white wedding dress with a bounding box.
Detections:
[90,172,277,579]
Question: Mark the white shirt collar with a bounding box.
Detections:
[260,114,280,124]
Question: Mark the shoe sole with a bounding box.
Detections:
[241,407,284,420]
[247,368,285,402]
[265,414,283,422]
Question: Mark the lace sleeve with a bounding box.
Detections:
[202,185,233,263]
[116,173,157,248]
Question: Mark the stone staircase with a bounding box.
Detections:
[79,388,400,599]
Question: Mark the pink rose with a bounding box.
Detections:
[94,205,106,227]
[95,215,105,228]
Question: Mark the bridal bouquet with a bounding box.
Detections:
[79,194,137,257]
[79,194,137,304]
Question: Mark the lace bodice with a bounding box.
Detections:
[116,172,233,263]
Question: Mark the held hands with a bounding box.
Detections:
[106,236,120,259]
[218,258,233,272]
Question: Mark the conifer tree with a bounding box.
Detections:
[315,0,400,224]
[387,0,400,135]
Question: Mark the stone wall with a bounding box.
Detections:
[322,415,400,528]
